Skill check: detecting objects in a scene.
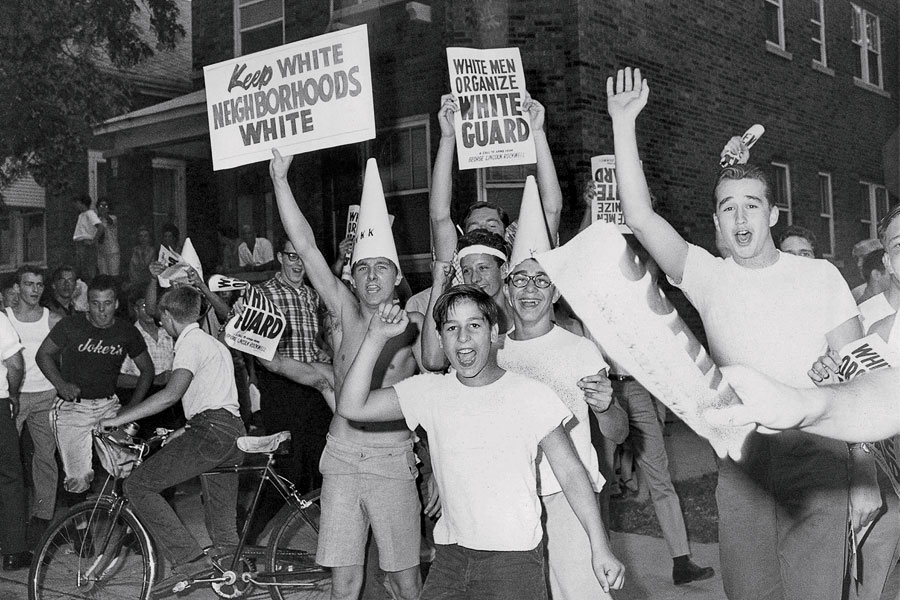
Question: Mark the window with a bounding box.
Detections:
[851,4,883,88]
[771,162,792,224]
[151,158,187,243]
[477,164,537,224]
[817,172,835,257]
[766,0,786,50]
[859,181,891,239]
[234,0,284,57]
[811,0,827,67]
[0,172,46,270]
[332,0,407,19]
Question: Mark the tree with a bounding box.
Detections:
[0,0,184,196]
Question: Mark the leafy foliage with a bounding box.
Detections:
[0,0,184,196]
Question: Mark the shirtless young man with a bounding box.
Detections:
[269,149,424,600]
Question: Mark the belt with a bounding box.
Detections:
[608,374,635,382]
[65,395,116,404]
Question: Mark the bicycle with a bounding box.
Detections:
[29,428,330,599]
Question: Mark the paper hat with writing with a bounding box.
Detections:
[208,274,251,292]
[350,158,401,274]
[159,237,204,287]
[508,176,550,270]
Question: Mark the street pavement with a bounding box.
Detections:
[1,418,725,599]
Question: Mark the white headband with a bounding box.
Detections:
[456,244,508,263]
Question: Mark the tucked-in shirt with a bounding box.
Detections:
[255,274,324,362]
[172,323,240,420]
[73,209,101,241]
[498,325,607,495]
[0,313,24,398]
[48,315,147,399]
[394,371,571,551]
[120,321,173,377]
[238,238,274,267]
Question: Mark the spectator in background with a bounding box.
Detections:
[42,266,79,318]
[96,198,120,277]
[237,224,275,271]
[71,195,103,281]
[857,248,894,333]
[128,226,156,291]
[0,274,19,311]
[216,226,242,274]
[777,225,817,259]
[851,238,884,302]
[161,223,182,255]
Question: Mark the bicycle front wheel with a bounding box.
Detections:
[29,497,157,600]
[265,489,329,600]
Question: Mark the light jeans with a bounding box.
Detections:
[17,389,58,519]
[50,396,120,493]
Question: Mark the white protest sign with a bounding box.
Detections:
[204,25,375,170]
[223,287,286,361]
[340,204,360,282]
[157,246,182,288]
[590,155,631,234]
[208,274,251,292]
[446,47,535,170]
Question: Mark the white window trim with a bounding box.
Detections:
[851,4,884,90]
[818,172,835,258]
[765,0,786,50]
[860,180,888,239]
[811,0,827,68]
[234,0,285,57]
[151,158,187,239]
[87,149,105,205]
[771,162,792,225]
[0,209,46,270]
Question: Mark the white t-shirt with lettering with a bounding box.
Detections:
[498,326,606,495]
[673,246,859,387]
[394,371,571,551]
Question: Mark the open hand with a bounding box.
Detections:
[606,67,650,122]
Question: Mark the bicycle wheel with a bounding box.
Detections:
[30,498,157,600]
[265,489,330,600]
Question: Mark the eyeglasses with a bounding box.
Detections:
[508,274,552,288]
[281,252,301,263]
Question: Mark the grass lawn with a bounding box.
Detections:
[608,472,719,544]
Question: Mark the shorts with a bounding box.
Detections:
[316,433,421,571]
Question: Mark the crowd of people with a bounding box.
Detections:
[0,65,898,600]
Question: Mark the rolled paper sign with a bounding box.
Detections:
[208,274,251,292]
[535,222,752,460]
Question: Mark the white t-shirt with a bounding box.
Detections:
[498,325,606,495]
[674,246,859,387]
[238,238,274,267]
[73,209,101,241]
[172,324,240,420]
[394,371,571,551]
[0,313,23,398]
[859,293,895,334]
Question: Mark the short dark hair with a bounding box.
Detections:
[16,265,44,285]
[456,229,509,268]
[275,232,291,254]
[462,201,510,229]
[162,223,180,241]
[713,164,774,209]
[878,204,900,248]
[777,225,818,256]
[0,273,17,293]
[50,265,77,283]
[88,275,118,299]
[159,286,202,322]
[862,248,886,278]
[433,284,499,331]
[72,194,92,209]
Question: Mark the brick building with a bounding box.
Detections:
[86,0,898,290]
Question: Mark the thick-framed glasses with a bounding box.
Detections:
[281,252,301,263]
[508,274,552,288]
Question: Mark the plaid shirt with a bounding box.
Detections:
[255,273,324,362]
[120,321,174,376]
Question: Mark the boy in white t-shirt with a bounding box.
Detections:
[100,286,245,594]
[336,285,624,600]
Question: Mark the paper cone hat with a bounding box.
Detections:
[181,237,204,281]
[508,176,551,269]
[350,158,401,274]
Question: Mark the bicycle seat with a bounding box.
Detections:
[237,431,292,454]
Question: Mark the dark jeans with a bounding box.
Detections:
[124,409,245,565]
[422,544,547,600]
[0,398,27,554]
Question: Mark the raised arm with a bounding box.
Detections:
[336,303,406,422]
[431,95,460,262]
[525,95,562,241]
[421,261,452,372]
[608,67,688,282]
[269,149,354,313]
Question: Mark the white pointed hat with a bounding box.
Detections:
[180,237,204,281]
[350,158,401,275]
[508,176,551,269]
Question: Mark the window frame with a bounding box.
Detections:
[0,208,46,271]
[233,0,285,57]
[860,180,890,239]
[851,4,884,89]
[771,162,793,225]
[811,0,828,68]
[331,0,407,20]
[817,172,835,258]
[765,0,787,51]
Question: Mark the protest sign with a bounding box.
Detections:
[208,274,251,292]
[446,47,535,169]
[590,155,631,234]
[204,25,375,170]
[223,287,286,361]
[157,245,182,288]
[340,204,360,282]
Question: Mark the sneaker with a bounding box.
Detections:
[152,555,216,596]
[673,559,715,585]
